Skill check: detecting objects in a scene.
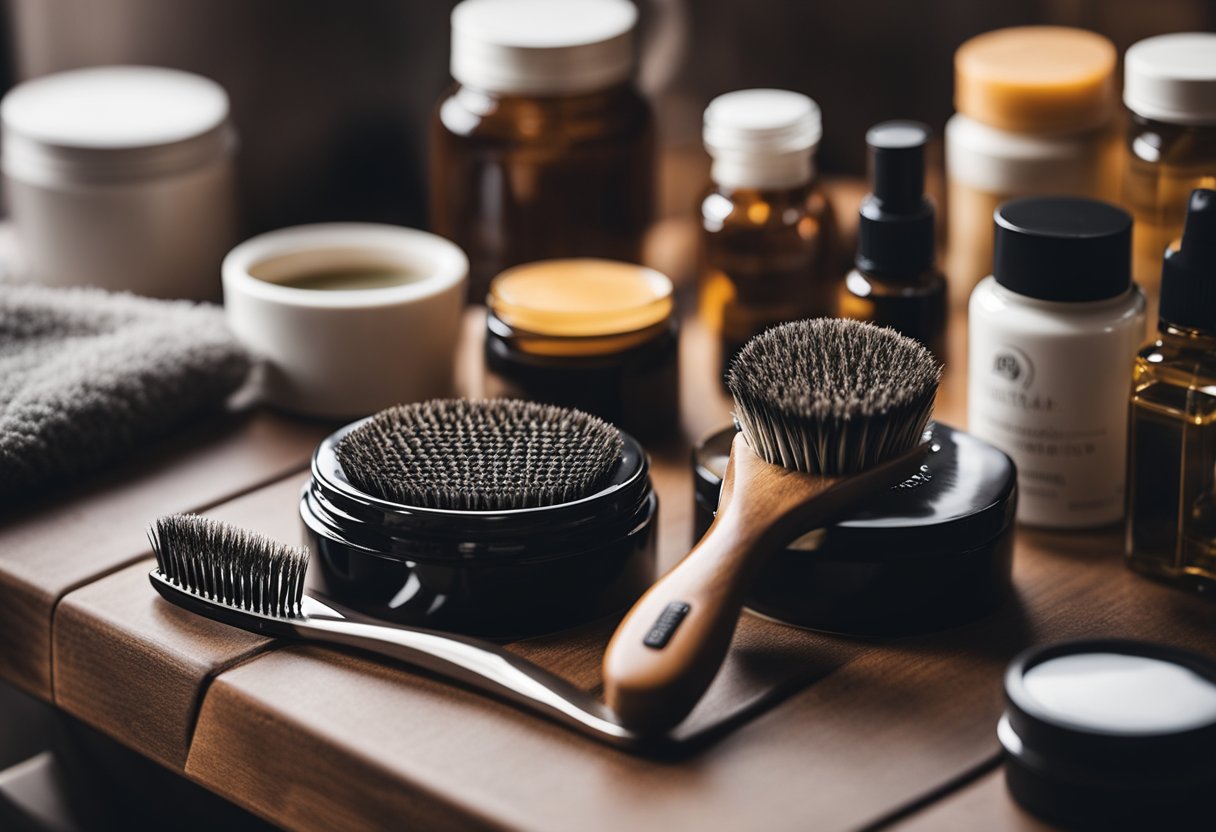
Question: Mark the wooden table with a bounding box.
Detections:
[4,242,1215,832]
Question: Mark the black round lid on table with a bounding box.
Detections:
[694,422,1016,554]
[1000,639,1216,829]
[993,197,1132,302]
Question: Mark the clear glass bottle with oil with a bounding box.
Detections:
[1127,189,1216,593]
[699,89,838,380]
[840,121,947,361]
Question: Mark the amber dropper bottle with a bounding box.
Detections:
[1127,189,1216,595]
[839,121,947,359]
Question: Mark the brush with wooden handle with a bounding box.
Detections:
[603,319,941,734]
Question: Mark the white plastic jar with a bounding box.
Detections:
[1,65,237,300]
[968,197,1146,529]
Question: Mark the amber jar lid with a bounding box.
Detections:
[955,26,1116,134]
[488,259,673,355]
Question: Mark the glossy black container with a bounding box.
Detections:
[694,422,1016,636]
[1000,639,1216,830]
[484,310,680,442]
[301,419,658,640]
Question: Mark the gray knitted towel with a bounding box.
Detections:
[0,284,251,499]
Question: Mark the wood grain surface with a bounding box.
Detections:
[0,409,326,700]
[50,475,310,769]
[890,767,1055,832]
[185,522,1216,832]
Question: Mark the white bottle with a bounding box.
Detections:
[968,197,1146,529]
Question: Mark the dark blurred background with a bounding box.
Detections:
[0,0,1212,234]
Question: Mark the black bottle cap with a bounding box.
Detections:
[1160,189,1216,330]
[856,120,935,278]
[993,197,1132,302]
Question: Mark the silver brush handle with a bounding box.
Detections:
[149,572,643,750]
[293,599,643,749]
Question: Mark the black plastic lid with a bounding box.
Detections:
[1001,639,1216,827]
[693,422,1016,555]
[1160,189,1216,331]
[856,120,935,278]
[993,197,1132,302]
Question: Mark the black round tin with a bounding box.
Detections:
[1000,639,1216,830]
[301,419,658,640]
[693,422,1016,636]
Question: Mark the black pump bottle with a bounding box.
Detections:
[839,121,947,360]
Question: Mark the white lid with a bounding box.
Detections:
[1024,652,1216,734]
[703,89,822,189]
[450,0,637,95]
[1,65,234,184]
[946,113,1105,195]
[1124,33,1216,125]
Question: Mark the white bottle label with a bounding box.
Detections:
[968,320,1140,528]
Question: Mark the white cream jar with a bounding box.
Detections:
[1,66,237,300]
[222,223,468,419]
[968,197,1146,529]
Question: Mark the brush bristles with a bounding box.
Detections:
[335,399,625,511]
[727,319,940,475]
[149,514,309,618]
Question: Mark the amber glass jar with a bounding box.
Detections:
[431,0,655,302]
[485,259,678,440]
[698,89,837,380]
[1122,34,1216,297]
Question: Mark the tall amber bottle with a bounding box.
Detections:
[431,0,655,302]
[1127,189,1216,595]
[699,89,837,379]
[840,121,947,360]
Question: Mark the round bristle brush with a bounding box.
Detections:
[603,319,941,734]
[335,398,624,510]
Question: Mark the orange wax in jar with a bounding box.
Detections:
[485,259,679,439]
[946,27,1120,301]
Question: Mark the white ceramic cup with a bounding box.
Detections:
[222,223,468,418]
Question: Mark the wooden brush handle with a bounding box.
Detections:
[602,506,783,734]
[602,437,927,735]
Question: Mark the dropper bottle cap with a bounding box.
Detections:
[1160,188,1216,331]
[856,121,936,278]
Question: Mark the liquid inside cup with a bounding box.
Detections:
[248,246,430,291]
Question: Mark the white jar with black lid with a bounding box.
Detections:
[968,197,1146,528]
[1,65,238,300]
[1000,639,1216,829]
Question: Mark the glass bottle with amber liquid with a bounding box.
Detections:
[1127,189,1216,594]
[431,0,654,302]
[699,89,838,380]
[840,121,946,361]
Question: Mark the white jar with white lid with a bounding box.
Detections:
[968,197,1146,529]
[1,65,237,300]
